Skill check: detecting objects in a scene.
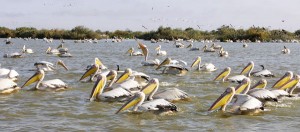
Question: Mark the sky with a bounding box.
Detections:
[1,0,300,32]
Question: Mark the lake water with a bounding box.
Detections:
[1,38,300,131]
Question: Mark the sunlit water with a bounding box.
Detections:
[1,38,300,131]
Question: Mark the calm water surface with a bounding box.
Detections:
[0,38,300,131]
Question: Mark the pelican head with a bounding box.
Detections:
[79,64,99,81]
[46,47,51,53]
[141,78,159,100]
[214,67,231,82]
[208,87,235,111]
[234,77,250,94]
[115,68,132,83]
[56,60,69,71]
[89,74,107,101]
[240,61,254,77]
[191,56,201,68]
[251,79,267,89]
[156,57,171,70]
[272,71,293,88]
[115,91,145,114]
[21,69,45,88]
[95,58,107,69]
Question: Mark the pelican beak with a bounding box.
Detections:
[79,65,98,81]
[240,61,254,75]
[214,67,231,81]
[234,78,250,94]
[191,56,201,68]
[251,79,267,89]
[156,57,171,70]
[95,58,103,67]
[272,71,293,88]
[279,75,300,90]
[138,42,148,61]
[106,70,117,81]
[115,68,132,83]
[115,93,143,114]
[21,71,43,88]
[208,87,234,111]
[90,75,107,101]
[141,79,158,95]
[46,47,51,53]
[57,60,69,71]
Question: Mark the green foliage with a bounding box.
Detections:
[0,25,299,42]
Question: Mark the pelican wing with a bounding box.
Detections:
[232,94,263,111]
[100,88,132,101]
[228,75,247,83]
[153,88,188,102]
[270,90,289,97]
[139,99,177,111]
[252,70,274,77]
[41,79,67,89]
[248,89,277,101]
[0,79,17,90]
[118,79,140,90]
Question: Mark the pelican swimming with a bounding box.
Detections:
[138,42,161,66]
[0,78,20,94]
[272,71,293,89]
[218,47,228,57]
[33,60,69,72]
[46,47,60,54]
[210,43,222,49]
[186,43,200,51]
[116,91,177,114]
[126,47,143,56]
[214,61,254,83]
[174,42,184,48]
[141,59,160,66]
[191,56,217,72]
[247,79,278,102]
[155,45,167,56]
[89,73,134,102]
[0,68,19,81]
[156,58,188,76]
[281,46,290,54]
[208,87,264,115]
[3,52,24,58]
[140,78,189,102]
[79,58,109,82]
[251,65,274,77]
[21,68,68,91]
[277,75,300,96]
[56,44,72,57]
[202,45,215,52]
[114,68,150,87]
[22,45,34,54]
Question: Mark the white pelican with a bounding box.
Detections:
[281,46,290,54]
[155,45,167,56]
[208,87,264,115]
[247,79,278,102]
[3,52,24,58]
[57,44,72,57]
[126,47,143,56]
[46,47,60,54]
[89,74,133,102]
[21,68,68,91]
[218,47,228,57]
[210,43,222,49]
[174,42,184,48]
[251,65,274,77]
[191,56,217,72]
[186,43,200,51]
[214,62,254,83]
[243,43,248,48]
[114,68,150,87]
[277,75,300,96]
[251,79,288,99]
[140,78,189,102]
[138,42,160,66]
[0,68,19,81]
[202,45,215,52]
[79,58,109,82]
[22,45,34,54]
[116,92,177,114]
[0,78,20,94]
[33,60,68,72]
[156,58,188,76]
